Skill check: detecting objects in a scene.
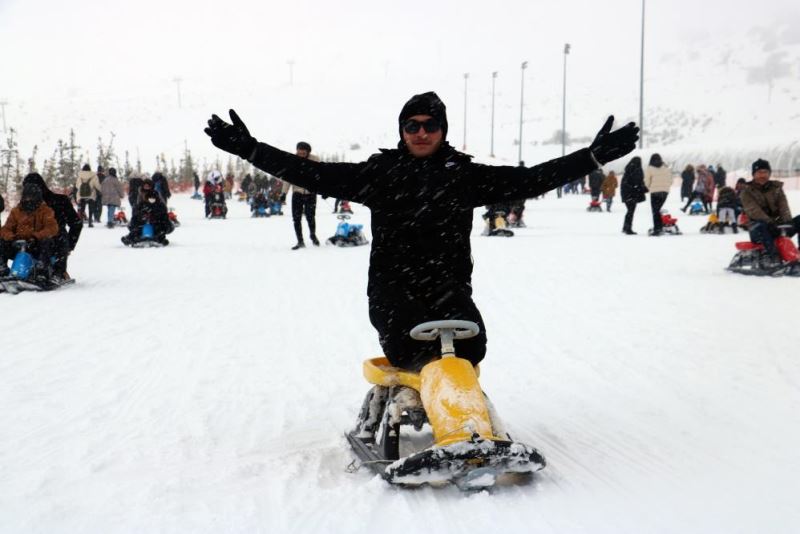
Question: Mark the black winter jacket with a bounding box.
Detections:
[621,164,647,204]
[130,201,173,236]
[248,141,597,295]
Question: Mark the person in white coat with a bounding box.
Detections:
[644,153,673,236]
[75,164,101,228]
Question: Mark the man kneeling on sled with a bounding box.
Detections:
[205,92,638,485]
[0,184,59,281]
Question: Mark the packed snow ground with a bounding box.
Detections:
[2,188,800,534]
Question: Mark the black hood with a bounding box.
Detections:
[22,173,55,199]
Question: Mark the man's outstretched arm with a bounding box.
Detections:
[205,109,368,201]
[469,116,638,206]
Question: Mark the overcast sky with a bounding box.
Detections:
[2,0,797,99]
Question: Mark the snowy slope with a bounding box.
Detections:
[2,190,800,533]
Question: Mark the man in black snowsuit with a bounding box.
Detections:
[22,173,83,279]
[205,92,638,370]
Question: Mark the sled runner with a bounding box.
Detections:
[727,224,800,277]
[346,320,545,490]
[0,240,75,294]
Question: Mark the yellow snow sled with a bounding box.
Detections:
[347,320,545,489]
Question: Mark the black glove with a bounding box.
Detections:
[279,193,286,203]
[589,116,640,165]
[204,109,257,159]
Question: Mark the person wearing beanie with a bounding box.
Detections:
[205,93,638,370]
[280,141,319,249]
[741,158,800,267]
[0,184,59,280]
[21,172,83,279]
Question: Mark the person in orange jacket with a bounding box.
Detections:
[0,184,59,278]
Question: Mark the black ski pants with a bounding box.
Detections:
[78,199,95,224]
[749,216,800,257]
[623,201,638,232]
[368,278,487,371]
[650,192,668,232]
[292,193,317,242]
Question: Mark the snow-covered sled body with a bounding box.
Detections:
[347,321,545,490]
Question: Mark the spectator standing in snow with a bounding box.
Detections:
[680,164,695,202]
[601,170,618,212]
[205,93,638,369]
[644,153,673,236]
[620,156,647,235]
[93,166,106,223]
[281,141,319,250]
[101,168,126,228]
[75,164,101,228]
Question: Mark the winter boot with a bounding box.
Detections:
[291,241,305,250]
[310,235,320,246]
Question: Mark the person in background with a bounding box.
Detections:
[716,185,738,233]
[620,156,647,235]
[93,165,106,223]
[643,153,673,236]
[281,141,319,250]
[601,170,618,212]
[101,168,126,228]
[75,164,101,227]
[680,164,695,202]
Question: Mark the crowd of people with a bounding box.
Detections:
[2,90,799,290]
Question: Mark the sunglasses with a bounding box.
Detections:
[403,118,441,134]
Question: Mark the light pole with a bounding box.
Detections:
[463,73,469,151]
[562,44,570,158]
[518,61,527,165]
[0,100,7,132]
[560,44,570,198]
[639,0,645,148]
[172,77,183,108]
[490,72,497,157]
